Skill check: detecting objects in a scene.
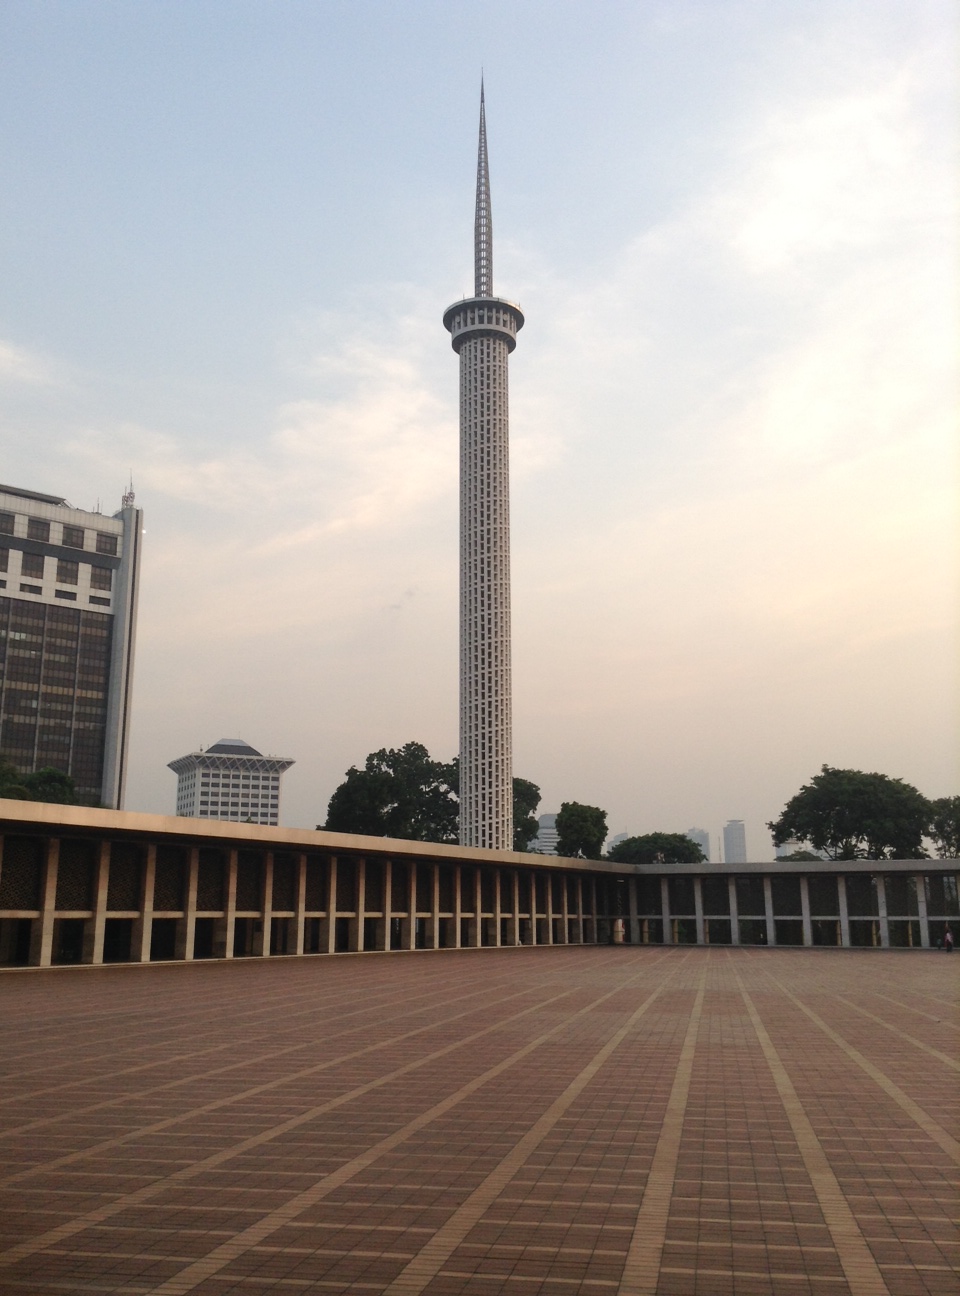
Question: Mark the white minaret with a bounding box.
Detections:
[443,84,524,850]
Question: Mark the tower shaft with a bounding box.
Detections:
[443,88,524,851]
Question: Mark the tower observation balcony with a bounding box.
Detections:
[443,296,524,354]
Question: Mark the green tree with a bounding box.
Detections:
[22,767,79,804]
[0,757,31,800]
[323,742,458,843]
[928,796,960,858]
[512,777,541,852]
[607,832,706,865]
[768,765,929,860]
[555,801,607,860]
[776,849,823,863]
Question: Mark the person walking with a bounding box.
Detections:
[945,927,954,953]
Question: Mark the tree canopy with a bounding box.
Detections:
[928,796,960,858]
[322,743,542,849]
[323,742,459,843]
[555,801,607,860]
[768,765,929,860]
[0,759,80,804]
[607,832,706,865]
[512,777,541,852]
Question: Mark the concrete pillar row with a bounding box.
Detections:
[134,843,157,963]
[876,875,890,949]
[294,852,307,956]
[31,837,60,967]
[799,875,813,948]
[728,876,740,945]
[763,876,775,948]
[916,874,930,947]
[837,875,851,948]
[694,878,705,946]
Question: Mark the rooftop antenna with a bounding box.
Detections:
[121,473,135,509]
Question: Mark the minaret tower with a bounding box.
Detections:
[444,84,524,850]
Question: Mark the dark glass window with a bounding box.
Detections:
[61,525,85,549]
[57,559,79,584]
[272,853,297,911]
[0,549,7,571]
[21,553,44,579]
[884,875,918,916]
[27,518,50,541]
[636,876,662,914]
[96,532,118,555]
[0,512,14,534]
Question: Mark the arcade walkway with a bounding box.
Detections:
[0,947,956,1295]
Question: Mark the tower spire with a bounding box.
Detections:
[474,80,493,297]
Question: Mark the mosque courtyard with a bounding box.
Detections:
[0,946,956,1295]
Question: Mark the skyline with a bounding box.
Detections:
[0,2,956,858]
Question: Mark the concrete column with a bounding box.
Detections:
[349,858,366,952]
[322,857,337,954]
[838,875,851,948]
[466,869,481,947]
[628,876,640,946]
[134,843,156,963]
[916,873,930,948]
[178,847,199,960]
[492,867,502,946]
[257,852,274,956]
[527,871,536,946]
[430,864,440,950]
[31,837,60,967]
[402,864,417,951]
[660,876,671,945]
[800,875,813,947]
[729,876,740,945]
[763,876,775,947]
[220,848,238,958]
[454,865,462,948]
[877,875,890,949]
[694,877,705,945]
[84,840,110,965]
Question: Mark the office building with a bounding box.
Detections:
[532,813,558,855]
[686,827,711,861]
[0,482,142,807]
[723,819,748,864]
[168,737,294,826]
[443,84,524,850]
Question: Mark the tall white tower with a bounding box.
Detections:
[443,85,524,850]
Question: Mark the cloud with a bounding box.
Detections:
[0,340,57,387]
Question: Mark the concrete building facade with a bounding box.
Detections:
[686,827,711,861]
[0,483,142,808]
[723,819,747,864]
[443,86,523,852]
[168,738,294,826]
[0,801,955,967]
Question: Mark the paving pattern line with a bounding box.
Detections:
[735,971,891,1296]
[616,970,706,1294]
[766,972,960,1164]
[832,995,960,1071]
[0,961,544,1106]
[0,974,570,1187]
[123,953,682,1296]
[0,952,673,1271]
[0,982,573,1263]
[0,968,540,1147]
[869,992,960,1032]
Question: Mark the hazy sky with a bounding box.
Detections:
[1,1,956,858]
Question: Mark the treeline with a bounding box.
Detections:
[320,745,959,862]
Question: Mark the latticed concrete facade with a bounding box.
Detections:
[443,86,523,850]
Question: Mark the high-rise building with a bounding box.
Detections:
[532,813,559,856]
[168,738,294,826]
[723,819,747,864]
[0,483,142,807]
[443,84,524,851]
[686,827,711,861]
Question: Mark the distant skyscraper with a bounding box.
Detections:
[532,813,558,856]
[443,83,524,851]
[168,738,294,826]
[686,827,711,861]
[0,482,142,807]
[723,820,747,864]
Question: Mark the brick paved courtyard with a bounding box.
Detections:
[0,947,956,1295]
